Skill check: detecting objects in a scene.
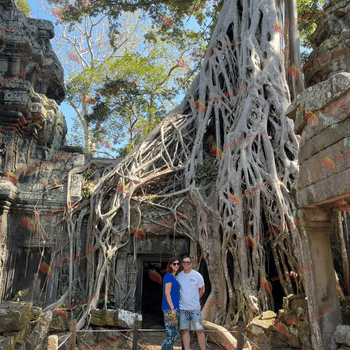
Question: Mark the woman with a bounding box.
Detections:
[161,257,181,350]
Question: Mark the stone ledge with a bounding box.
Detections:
[297,166,350,207]
[90,308,142,328]
[286,73,350,134]
[0,301,33,332]
[334,325,350,347]
[299,136,350,190]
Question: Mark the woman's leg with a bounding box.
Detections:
[161,310,179,350]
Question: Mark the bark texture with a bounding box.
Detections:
[62,0,304,329]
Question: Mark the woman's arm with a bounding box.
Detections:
[165,282,174,310]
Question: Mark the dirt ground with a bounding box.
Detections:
[138,331,225,350]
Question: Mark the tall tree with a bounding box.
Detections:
[52,0,308,331]
[47,7,203,155]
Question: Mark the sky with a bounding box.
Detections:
[24,0,310,157]
[27,0,77,142]
[25,0,206,157]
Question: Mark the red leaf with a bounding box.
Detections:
[22,216,35,231]
[67,52,80,64]
[54,306,68,319]
[260,278,272,293]
[338,200,350,214]
[194,101,206,113]
[133,228,146,241]
[274,320,289,336]
[321,156,335,172]
[149,269,162,284]
[227,193,240,206]
[243,235,257,249]
[305,111,318,125]
[210,146,223,159]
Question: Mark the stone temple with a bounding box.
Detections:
[0,0,349,349]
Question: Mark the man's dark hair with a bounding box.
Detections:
[182,256,192,262]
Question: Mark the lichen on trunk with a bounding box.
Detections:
[62,0,305,330]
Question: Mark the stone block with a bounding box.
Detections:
[334,325,350,346]
[291,298,308,317]
[299,115,350,164]
[49,315,68,331]
[286,73,350,135]
[0,336,15,350]
[0,302,33,332]
[90,308,142,327]
[26,310,52,350]
[297,166,350,207]
[47,335,58,350]
[260,311,276,319]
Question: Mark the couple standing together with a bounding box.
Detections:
[161,256,206,350]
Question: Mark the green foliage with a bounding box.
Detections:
[50,0,325,157]
[82,181,95,198]
[296,0,326,49]
[14,0,31,16]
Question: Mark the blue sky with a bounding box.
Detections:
[25,0,204,155]
[24,0,310,156]
[27,0,76,140]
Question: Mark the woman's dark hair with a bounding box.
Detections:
[165,257,181,275]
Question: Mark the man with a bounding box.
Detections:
[177,256,206,350]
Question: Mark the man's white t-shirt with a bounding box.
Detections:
[177,270,204,310]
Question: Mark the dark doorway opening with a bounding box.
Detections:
[13,247,51,305]
[141,260,168,328]
[269,254,285,311]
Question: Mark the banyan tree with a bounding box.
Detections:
[52,0,309,329]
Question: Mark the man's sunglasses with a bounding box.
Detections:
[172,262,180,266]
[183,261,192,264]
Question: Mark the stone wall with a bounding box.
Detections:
[304,0,350,88]
[0,0,88,307]
[286,73,350,350]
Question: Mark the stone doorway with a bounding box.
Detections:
[12,247,51,305]
[137,258,170,328]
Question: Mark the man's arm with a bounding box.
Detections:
[199,286,205,299]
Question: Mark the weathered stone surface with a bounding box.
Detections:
[260,311,276,319]
[286,73,350,207]
[49,314,68,331]
[31,307,42,320]
[25,310,52,350]
[303,0,350,88]
[90,308,142,327]
[334,325,350,346]
[76,330,97,349]
[0,302,33,331]
[286,73,350,136]
[47,335,58,350]
[282,294,305,312]
[246,316,273,346]
[0,336,15,350]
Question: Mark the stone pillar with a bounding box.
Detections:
[115,250,128,308]
[48,335,58,350]
[0,178,19,301]
[301,208,342,350]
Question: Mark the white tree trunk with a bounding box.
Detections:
[65,0,304,328]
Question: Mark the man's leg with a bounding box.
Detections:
[182,329,190,350]
[180,310,191,350]
[196,330,206,350]
[192,310,206,350]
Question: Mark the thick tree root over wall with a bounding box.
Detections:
[58,0,305,330]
